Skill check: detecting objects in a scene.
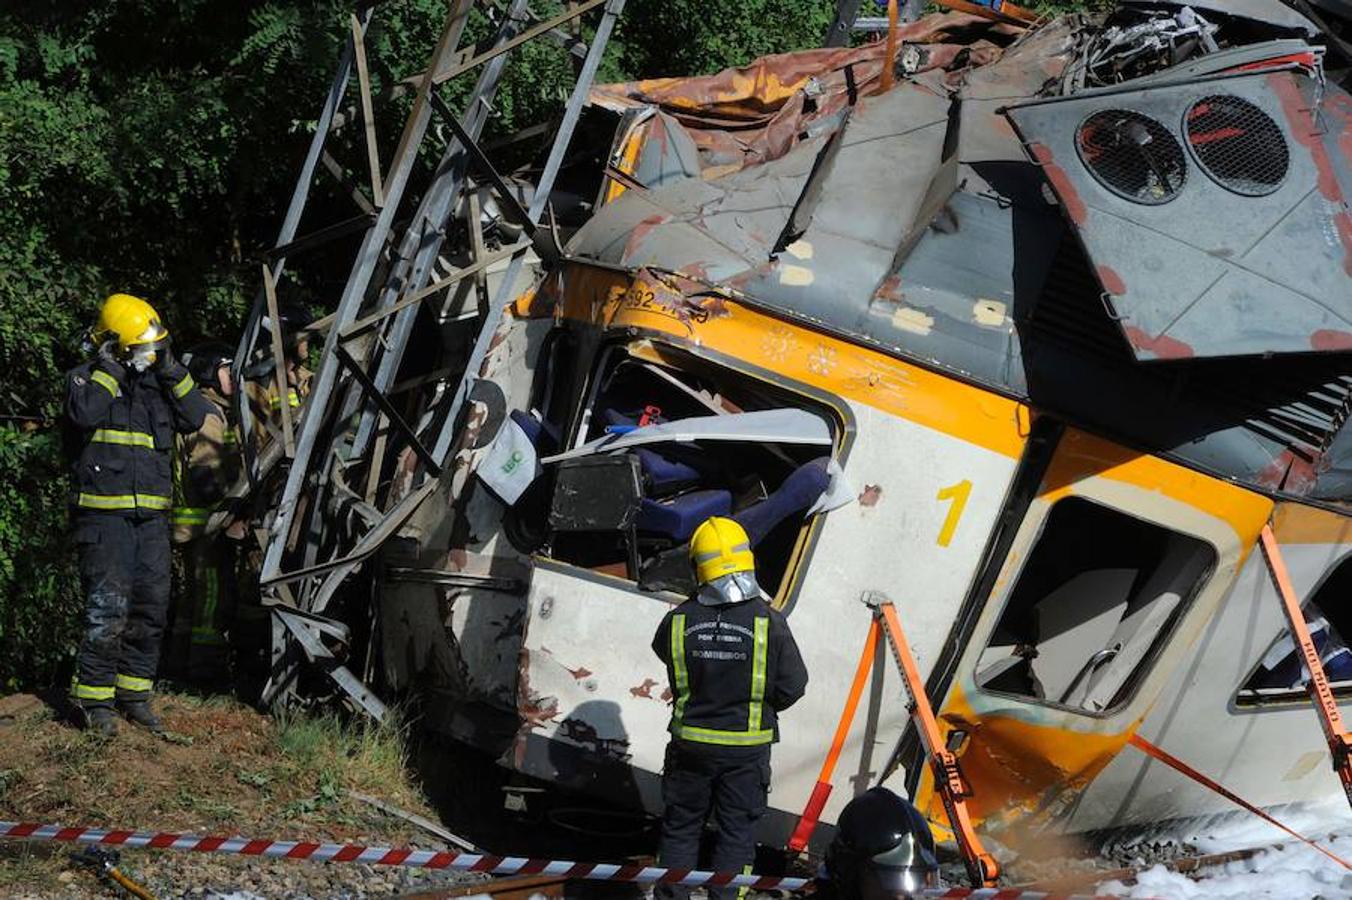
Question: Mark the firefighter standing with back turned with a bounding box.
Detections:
[652,517,809,900]
[64,294,213,735]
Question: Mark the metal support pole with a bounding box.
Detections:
[344,0,530,464]
[233,7,373,486]
[433,0,628,468]
[261,264,296,458]
[351,13,385,207]
[264,0,628,606]
[259,0,476,584]
[825,0,865,47]
[334,345,442,477]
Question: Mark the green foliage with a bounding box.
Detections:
[617,0,838,79]
[0,427,82,690]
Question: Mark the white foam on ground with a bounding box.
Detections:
[1096,802,1352,899]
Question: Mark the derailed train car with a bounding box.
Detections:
[356,0,1352,857]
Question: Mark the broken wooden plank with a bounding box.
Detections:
[351,14,385,207]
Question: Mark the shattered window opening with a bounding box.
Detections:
[519,340,842,605]
[1237,552,1352,706]
[976,497,1217,716]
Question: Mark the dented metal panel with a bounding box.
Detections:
[571,77,957,349]
[1066,501,1352,831]
[1006,70,1352,360]
[588,12,1019,174]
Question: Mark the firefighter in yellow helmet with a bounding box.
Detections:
[63,294,214,735]
[651,516,808,900]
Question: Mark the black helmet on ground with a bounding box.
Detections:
[823,788,939,900]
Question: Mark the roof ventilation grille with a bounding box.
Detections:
[1075,109,1187,205]
[1185,95,1290,197]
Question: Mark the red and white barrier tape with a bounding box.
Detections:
[0,821,1127,898]
[0,821,802,890]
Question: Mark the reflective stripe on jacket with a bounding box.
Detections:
[65,359,213,517]
[653,597,808,748]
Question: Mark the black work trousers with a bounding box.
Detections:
[72,514,171,708]
[656,739,771,900]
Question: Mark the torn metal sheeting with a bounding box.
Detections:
[587,11,1017,174]
[567,12,1352,503]
[541,410,835,464]
[1121,0,1321,35]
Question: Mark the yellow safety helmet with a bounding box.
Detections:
[689,516,755,586]
[94,293,169,353]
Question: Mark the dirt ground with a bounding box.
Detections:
[0,691,489,899]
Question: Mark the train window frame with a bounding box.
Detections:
[1235,550,1352,708]
[974,495,1218,718]
[528,338,848,610]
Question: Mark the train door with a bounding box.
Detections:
[1063,502,1352,833]
[920,427,1273,843]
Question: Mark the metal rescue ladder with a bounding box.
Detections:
[787,591,999,888]
[1258,524,1352,810]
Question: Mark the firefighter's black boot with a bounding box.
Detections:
[83,707,119,737]
[117,699,164,733]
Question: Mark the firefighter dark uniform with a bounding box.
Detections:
[652,517,809,900]
[169,351,241,683]
[64,293,213,733]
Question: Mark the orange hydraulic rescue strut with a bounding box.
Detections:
[1258,524,1352,810]
[787,591,999,888]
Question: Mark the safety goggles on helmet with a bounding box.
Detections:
[696,570,768,606]
[130,323,168,353]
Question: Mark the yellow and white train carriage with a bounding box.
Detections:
[375,4,1352,858]
[383,255,1351,854]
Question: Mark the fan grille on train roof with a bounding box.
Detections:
[1185,94,1290,197]
[1075,109,1187,205]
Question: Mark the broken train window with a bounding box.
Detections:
[493,340,842,603]
[1238,554,1352,705]
[976,497,1216,714]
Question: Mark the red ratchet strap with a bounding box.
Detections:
[1258,525,1352,810]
